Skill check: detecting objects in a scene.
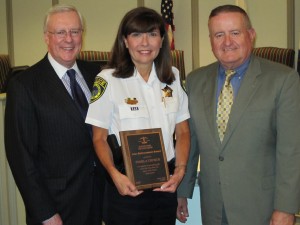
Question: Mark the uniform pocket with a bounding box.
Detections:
[162,97,179,114]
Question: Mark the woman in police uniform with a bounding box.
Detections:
[86,7,190,225]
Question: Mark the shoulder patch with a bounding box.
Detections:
[90,77,108,103]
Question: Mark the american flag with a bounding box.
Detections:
[161,0,175,50]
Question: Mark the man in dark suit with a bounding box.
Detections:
[176,4,300,225]
[5,4,104,225]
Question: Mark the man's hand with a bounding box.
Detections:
[177,197,189,223]
[42,214,63,225]
[269,210,295,225]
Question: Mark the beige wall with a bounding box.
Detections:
[248,0,287,48]
[145,0,193,79]
[11,0,51,66]
[1,0,295,74]
[0,0,8,53]
[61,0,138,51]
[297,0,300,48]
[0,2,299,224]
[198,0,287,67]
[295,0,300,71]
[198,0,234,67]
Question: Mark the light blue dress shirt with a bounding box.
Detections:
[216,57,251,104]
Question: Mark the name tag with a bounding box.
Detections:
[130,106,139,111]
[119,104,149,119]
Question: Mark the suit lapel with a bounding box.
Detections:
[221,56,262,147]
[40,57,89,131]
[77,62,94,91]
[202,64,220,146]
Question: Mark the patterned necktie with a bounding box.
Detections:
[217,69,236,142]
[67,69,88,118]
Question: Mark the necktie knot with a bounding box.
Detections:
[67,69,76,79]
[66,69,88,118]
[225,70,236,86]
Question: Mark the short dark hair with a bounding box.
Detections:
[209,4,252,29]
[107,7,175,85]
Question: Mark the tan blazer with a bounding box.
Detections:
[178,55,300,225]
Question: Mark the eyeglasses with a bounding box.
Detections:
[47,29,83,38]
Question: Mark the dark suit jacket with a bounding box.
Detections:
[5,54,105,225]
[178,55,300,225]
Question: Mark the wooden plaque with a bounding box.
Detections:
[119,128,170,190]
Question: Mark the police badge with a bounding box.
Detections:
[90,77,108,103]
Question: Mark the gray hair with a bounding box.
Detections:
[209,4,252,29]
[43,4,83,33]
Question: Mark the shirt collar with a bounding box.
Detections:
[219,57,251,78]
[134,63,158,85]
[47,53,80,79]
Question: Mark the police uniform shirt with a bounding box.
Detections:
[86,63,190,161]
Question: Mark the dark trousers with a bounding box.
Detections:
[103,182,177,225]
[87,165,106,225]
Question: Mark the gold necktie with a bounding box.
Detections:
[217,69,236,142]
